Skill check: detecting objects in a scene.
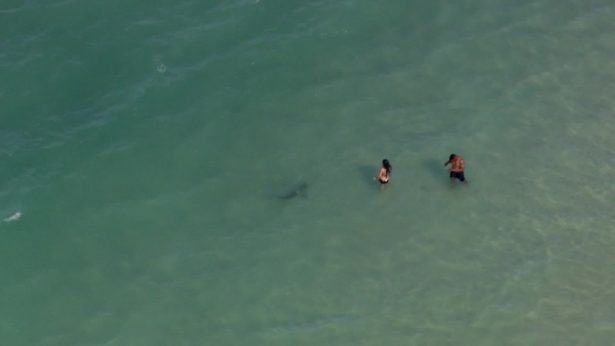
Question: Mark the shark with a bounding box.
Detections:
[279,182,309,200]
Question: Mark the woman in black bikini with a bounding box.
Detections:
[374,159,392,185]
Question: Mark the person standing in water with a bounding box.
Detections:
[444,153,467,186]
[374,159,392,185]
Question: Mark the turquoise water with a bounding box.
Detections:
[2,0,615,345]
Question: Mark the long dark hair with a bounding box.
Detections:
[382,159,392,174]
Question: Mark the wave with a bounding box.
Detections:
[3,211,22,222]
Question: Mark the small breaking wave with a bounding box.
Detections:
[4,211,22,222]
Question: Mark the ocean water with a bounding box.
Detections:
[2,0,615,345]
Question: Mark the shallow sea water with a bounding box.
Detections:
[1,1,615,345]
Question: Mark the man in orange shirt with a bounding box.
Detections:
[444,153,467,186]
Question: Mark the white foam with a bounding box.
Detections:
[4,211,22,222]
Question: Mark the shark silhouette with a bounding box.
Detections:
[279,182,309,200]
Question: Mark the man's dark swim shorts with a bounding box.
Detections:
[450,171,465,182]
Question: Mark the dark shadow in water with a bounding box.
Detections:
[278,181,309,200]
[357,164,376,187]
